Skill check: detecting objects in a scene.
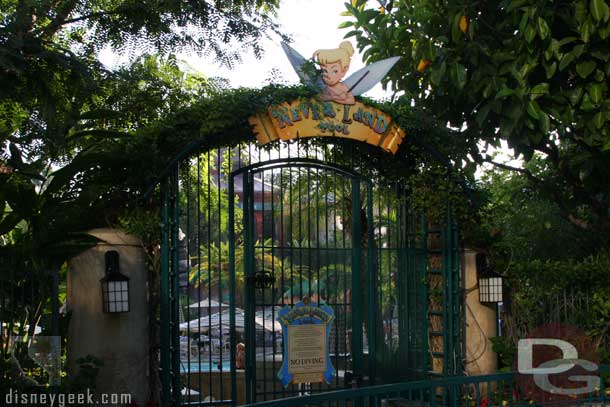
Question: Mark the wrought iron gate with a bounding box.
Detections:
[158,139,461,406]
[230,159,372,403]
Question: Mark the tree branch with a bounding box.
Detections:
[60,10,123,26]
[479,157,543,184]
[41,0,80,38]
[536,140,607,229]
[481,156,597,231]
[42,8,124,37]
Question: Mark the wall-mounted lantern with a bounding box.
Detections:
[100,250,130,313]
[476,253,503,303]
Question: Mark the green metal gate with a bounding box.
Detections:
[231,159,372,403]
[158,139,462,406]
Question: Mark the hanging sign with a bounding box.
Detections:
[249,99,405,154]
[249,40,405,154]
[277,299,335,386]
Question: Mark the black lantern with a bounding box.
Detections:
[100,250,130,313]
[476,253,503,303]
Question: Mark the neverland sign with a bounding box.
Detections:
[277,299,335,386]
[249,41,405,154]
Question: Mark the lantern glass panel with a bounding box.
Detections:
[101,277,129,313]
[479,276,503,303]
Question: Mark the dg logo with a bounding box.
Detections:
[516,323,600,405]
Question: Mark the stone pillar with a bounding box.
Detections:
[67,228,149,404]
[463,249,498,375]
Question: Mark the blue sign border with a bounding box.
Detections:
[277,301,335,387]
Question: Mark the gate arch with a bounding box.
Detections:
[156,117,461,406]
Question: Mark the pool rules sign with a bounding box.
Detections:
[277,300,335,386]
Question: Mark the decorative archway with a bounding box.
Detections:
[154,89,462,407]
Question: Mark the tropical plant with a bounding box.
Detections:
[188,239,285,306]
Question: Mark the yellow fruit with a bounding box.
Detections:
[460,15,468,33]
[417,59,431,72]
[502,401,508,407]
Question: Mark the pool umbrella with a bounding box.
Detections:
[187,299,229,309]
[179,309,245,333]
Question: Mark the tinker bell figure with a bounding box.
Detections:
[313,41,356,105]
[281,40,400,105]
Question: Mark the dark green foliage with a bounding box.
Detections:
[471,159,600,262]
[342,0,610,237]
[490,336,517,371]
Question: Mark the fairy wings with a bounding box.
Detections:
[281,42,400,96]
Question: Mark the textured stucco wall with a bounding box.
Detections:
[463,249,498,375]
[67,228,149,404]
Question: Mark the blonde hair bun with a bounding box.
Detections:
[313,41,355,68]
[339,41,354,57]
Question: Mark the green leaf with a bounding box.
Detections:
[569,87,584,105]
[559,51,576,71]
[595,69,605,81]
[455,63,467,89]
[468,17,475,39]
[537,17,550,40]
[588,83,604,103]
[519,12,529,32]
[539,111,550,134]
[576,60,597,78]
[580,19,593,42]
[430,61,446,85]
[581,93,597,110]
[544,61,557,79]
[526,100,541,119]
[576,0,587,23]
[344,30,360,39]
[592,51,610,61]
[531,83,549,99]
[507,0,528,12]
[495,86,515,99]
[525,24,536,43]
[593,111,605,128]
[590,0,610,22]
[573,44,586,58]
[558,36,578,46]
[476,103,493,126]
[451,13,462,43]
[0,212,22,235]
[338,21,354,28]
